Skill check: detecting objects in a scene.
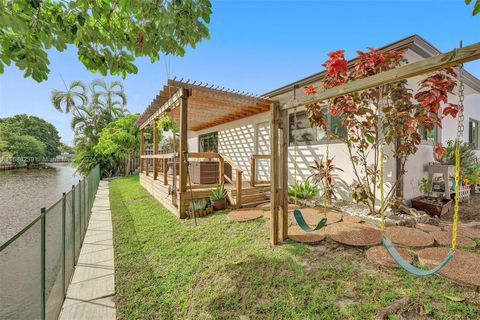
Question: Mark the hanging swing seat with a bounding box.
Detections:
[293,209,327,232]
[382,235,454,276]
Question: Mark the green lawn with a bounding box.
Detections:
[110,175,480,319]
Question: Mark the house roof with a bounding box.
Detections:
[263,34,480,98]
[135,79,272,131]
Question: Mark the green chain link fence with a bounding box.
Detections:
[0,165,101,320]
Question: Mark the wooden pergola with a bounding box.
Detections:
[136,79,273,217]
[269,42,480,245]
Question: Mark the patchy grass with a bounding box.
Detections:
[110,175,480,319]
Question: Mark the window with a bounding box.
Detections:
[419,126,438,144]
[469,119,479,149]
[199,132,218,152]
[289,110,346,146]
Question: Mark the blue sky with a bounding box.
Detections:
[0,0,479,144]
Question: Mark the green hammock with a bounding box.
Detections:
[381,235,454,276]
[293,209,328,233]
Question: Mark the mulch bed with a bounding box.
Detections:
[418,247,480,287]
[227,208,264,222]
[432,230,476,248]
[366,245,413,269]
[325,222,381,247]
[415,223,442,233]
[384,226,434,247]
[288,226,326,244]
[342,215,363,223]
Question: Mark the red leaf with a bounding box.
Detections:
[304,85,317,95]
[435,143,446,158]
[442,103,459,119]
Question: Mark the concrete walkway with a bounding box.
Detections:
[59,181,116,320]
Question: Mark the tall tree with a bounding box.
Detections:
[90,79,128,120]
[0,114,61,158]
[0,0,212,82]
[465,0,480,15]
[51,80,88,113]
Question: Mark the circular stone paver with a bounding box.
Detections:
[433,231,476,248]
[384,226,434,247]
[418,247,480,287]
[366,246,413,269]
[342,215,363,223]
[288,226,326,244]
[227,208,263,222]
[325,222,381,247]
[290,208,343,226]
[441,224,480,239]
[416,223,442,233]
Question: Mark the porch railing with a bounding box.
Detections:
[250,154,271,187]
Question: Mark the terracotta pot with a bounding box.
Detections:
[212,198,226,210]
[411,196,452,217]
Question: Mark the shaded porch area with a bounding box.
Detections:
[135,80,274,218]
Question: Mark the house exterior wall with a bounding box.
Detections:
[186,48,479,202]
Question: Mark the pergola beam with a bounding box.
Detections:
[281,42,480,111]
[139,88,186,129]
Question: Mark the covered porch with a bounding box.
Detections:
[135,79,275,218]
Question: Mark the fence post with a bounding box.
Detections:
[40,207,46,320]
[72,185,76,266]
[79,179,83,242]
[61,192,66,297]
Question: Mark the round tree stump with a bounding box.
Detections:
[384,226,434,247]
[366,246,412,268]
[326,222,381,247]
[433,231,476,248]
[227,208,263,222]
[418,247,480,287]
[416,223,442,233]
[342,215,363,223]
[288,226,326,244]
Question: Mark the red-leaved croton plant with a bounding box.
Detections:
[304,48,459,215]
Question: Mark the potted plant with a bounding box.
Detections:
[210,184,227,210]
[188,199,209,218]
[410,177,452,217]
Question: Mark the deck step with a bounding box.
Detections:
[240,194,269,202]
[241,199,270,207]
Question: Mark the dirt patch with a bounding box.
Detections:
[227,208,263,222]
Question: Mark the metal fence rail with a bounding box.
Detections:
[0,165,101,320]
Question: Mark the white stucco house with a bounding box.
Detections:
[136,34,480,217]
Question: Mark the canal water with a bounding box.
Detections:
[0,163,82,320]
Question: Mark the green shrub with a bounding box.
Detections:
[288,180,319,199]
[210,184,226,201]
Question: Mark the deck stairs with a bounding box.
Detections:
[227,184,270,207]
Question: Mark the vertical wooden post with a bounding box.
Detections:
[236,170,242,208]
[178,90,189,218]
[163,158,168,185]
[219,155,225,185]
[145,155,149,176]
[270,102,280,245]
[140,128,145,173]
[250,156,256,187]
[153,125,159,180]
[279,111,289,241]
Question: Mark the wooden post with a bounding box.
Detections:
[145,156,149,176]
[178,91,189,218]
[140,128,145,172]
[163,158,168,185]
[236,170,242,208]
[153,125,159,180]
[219,156,225,185]
[279,111,289,241]
[270,102,280,245]
[250,156,256,187]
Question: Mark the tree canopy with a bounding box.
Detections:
[465,0,480,15]
[0,0,212,82]
[0,114,61,158]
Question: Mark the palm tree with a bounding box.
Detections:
[51,80,88,113]
[90,79,127,119]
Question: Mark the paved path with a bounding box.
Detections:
[59,181,116,320]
